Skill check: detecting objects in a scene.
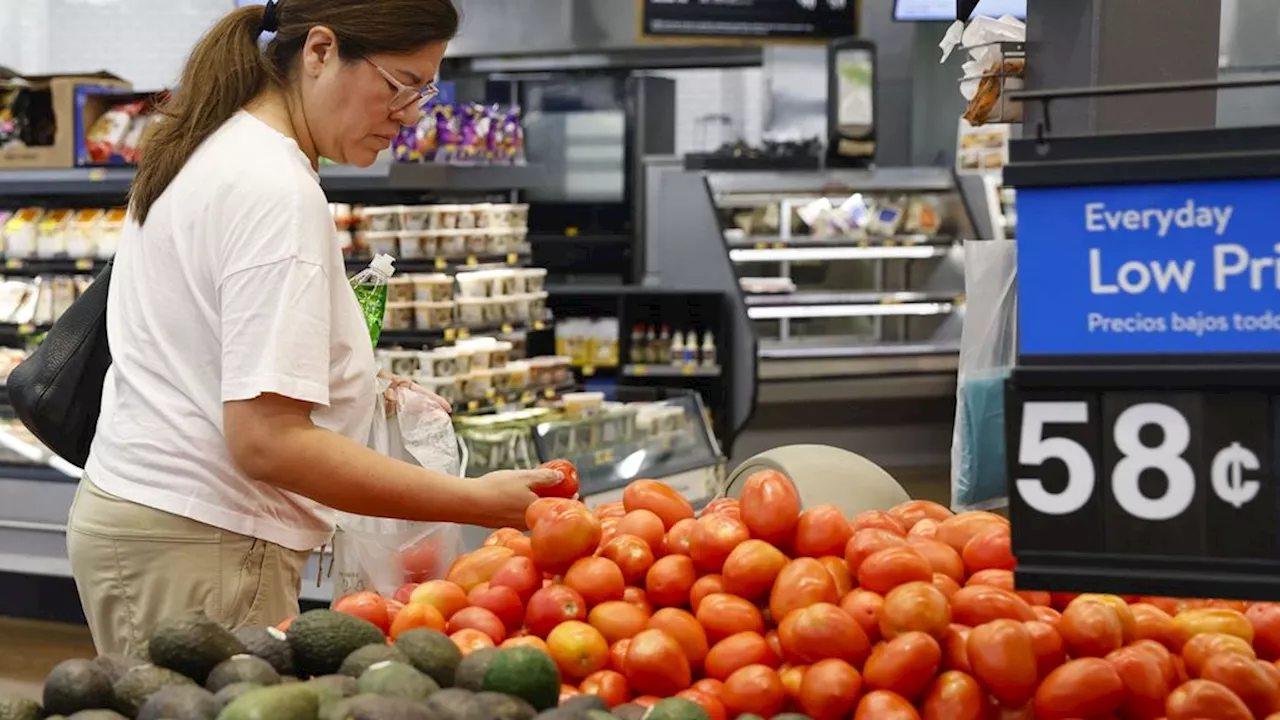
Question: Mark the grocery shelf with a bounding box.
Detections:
[377,318,551,348]
[745,291,959,320]
[623,364,722,378]
[343,250,529,274]
[758,339,962,360]
[729,245,951,262]
[723,233,952,248]
[0,257,107,275]
[708,167,956,207]
[454,380,576,417]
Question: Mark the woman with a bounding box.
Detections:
[65,0,558,656]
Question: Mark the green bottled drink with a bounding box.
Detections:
[350,253,396,347]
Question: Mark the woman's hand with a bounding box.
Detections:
[379,370,451,415]
[474,467,563,529]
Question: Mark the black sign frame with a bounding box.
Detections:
[639,0,859,42]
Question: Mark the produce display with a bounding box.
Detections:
[9,469,1280,720]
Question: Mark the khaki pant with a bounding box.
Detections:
[66,477,313,657]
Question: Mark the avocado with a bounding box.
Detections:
[213,683,262,710]
[67,712,128,720]
[338,645,409,679]
[319,693,434,720]
[355,661,438,701]
[233,626,295,678]
[610,704,647,720]
[585,712,613,720]
[207,656,281,692]
[474,691,536,720]
[112,664,196,718]
[560,695,608,715]
[286,610,386,678]
[306,674,358,717]
[451,648,498,692]
[422,688,479,720]
[148,612,247,684]
[532,711,575,720]
[215,683,319,720]
[644,698,708,720]
[136,684,219,720]
[0,695,41,720]
[92,655,145,686]
[770,715,812,720]
[480,647,560,712]
[736,715,766,720]
[43,658,115,715]
[393,629,462,688]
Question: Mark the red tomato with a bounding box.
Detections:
[402,536,448,581]
[770,558,839,623]
[857,546,933,595]
[564,556,626,608]
[692,678,724,697]
[722,664,787,719]
[663,518,697,556]
[623,480,695,530]
[559,684,580,704]
[907,538,966,583]
[689,575,725,613]
[739,470,801,546]
[531,506,602,575]
[688,513,751,574]
[1130,602,1180,650]
[1249,603,1280,661]
[1165,679,1254,720]
[446,606,506,644]
[450,627,496,655]
[547,620,609,680]
[599,535,656,586]
[1057,599,1124,658]
[888,500,954,531]
[966,619,1038,707]
[624,628,692,696]
[854,690,922,720]
[608,639,630,673]
[645,554,697,608]
[599,517,621,548]
[777,602,871,667]
[932,573,961,601]
[820,556,853,597]
[1032,605,1061,627]
[1182,632,1256,677]
[840,589,885,645]
[1023,620,1066,679]
[800,659,862,720]
[863,631,942,701]
[466,583,524,634]
[696,593,765,644]
[333,591,390,635]
[448,546,518,593]
[908,519,941,540]
[949,585,1036,627]
[779,664,807,702]
[538,459,580,498]
[1174,607,1255,648]
[704,632,780,681]
[580,669,630,708]
[525,497,577,532]
[489,556,541,604]
[880,581,951,640]
[960,525,1015,575]
[1106,645,1176,720]
[1068,594,1138,643]
[501,635,549,652]
[701,497,740,519]
[389,602,445,640]
[616,510,667,552]
[623,586,652,615]
[1199,652,1280,718]
[845,528,909,576]
[1032,657,1125,720]
[594,501,626,520]
[588,600,650,645]
[676,689,726,720]
[649,608,709,668]
[794,505,853,558]
[409,579,469,620]
[722,539,789,600]
[921,671,985,720]
[525,584,587,638]
[935,511,1007,554]
[940,624,973,673]
[851,510,907,536]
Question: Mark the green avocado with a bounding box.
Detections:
[112,664,196,718]
[206,656,281,692]
[393,629,462,687]
[355,661,439,701]
[0,694,42,720]
[147,612,247,684]
[233,627,295,678]
[338,645,409,679]
[136,684,220,720]
[215,683,318,720]
[644,698,709,720]
[286,610,386,678]
[43,658,114,715]
[479,647,560,712]
[319,693,435,720]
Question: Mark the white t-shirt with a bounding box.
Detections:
[84,110,377,552]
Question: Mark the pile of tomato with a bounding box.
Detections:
[331,470,1280,720]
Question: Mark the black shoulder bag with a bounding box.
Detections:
[6,260,113,468]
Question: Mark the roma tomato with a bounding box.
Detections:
[616,510,666,552]
[564,556,626,608]
[688,513,751,574]
[599,535,656,586]
[1130,602,1180,650]
[466,583,524,634]
[489,556,541,604]
[1105,645,1171,720]
[841,589,886,644]
[880,581,951,640]
[722,664,787,719]
[854,690,922,720]
[1181,632,1256,677]
[547,620,609,680]
[624,628,692,697]
[389,602,445,640]
[820,556,853,597]
[333,591,391,635]
[451,628,496,655]
[623,480,695,530]
[526,497,577,531]
[1069,594,1137,643]
[501,635,549,652]
[921,671,985,720]
[447,546,517,593]
[1165,679,1254,720]
[858,546,934,596]
[649,608,709,668]
[580,669,630,708]
[608,639,630,672]
[595,501,626,520]
[800,659,862,720]
[623,586,652,615]
[779,664,807,701]
[531,506,602,575]
[778,602,871,667]
[935,511,1008,554]
[701,497,740,519]
[863,631,942,701]
[770,558,839,623]
[1199,652,1280,717]
[1174,607,1255,647]
[696,593,765,644]
[1032,605,1061,627]
[1249,603,1280,661]
[663,518,696,556]
[409,579,469,620]
[845,528,909,576]
[960,525,1015,575]
[447,606,507,644]
[689,575,725,613]
[722,539,789,600]
[588,600,650,645]
[1058,599,1124,658]
[940,624,973,673]
[907,538,965,583]
[908,519,941,540]
[966,619,1037,707]
[1023,620,1066,678]
[705,632,780,681]
[599,517,621,547]
[1032,657,1125,720]
[537,459,580,498]
[692,678,724,697]
[794,505,854,558]
[676,689,727,720]
[949,585,1036,627]
[645,554,697,608]
[525,585,587,638]
[739,470,801,546]
[932,573,961,601]
[888,500,954,531]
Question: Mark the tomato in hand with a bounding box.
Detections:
[537,459,580,498]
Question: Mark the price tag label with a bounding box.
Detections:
[501,323,513,334]
[467,400,479,412]
[4,259,22,269]
[444,328,456,342]
[465,256,478,267]
[593,448,615,466]
[17,324,33,335]
[582,365,595,377]
[74,258,94,270]
[506,253,518,265]
[434,258,447,270]
[457,328,471,340]
[681,364,696,376]
[632,365,649,376]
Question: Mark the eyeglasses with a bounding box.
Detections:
[366,58,439,112]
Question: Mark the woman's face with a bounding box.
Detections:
[299,31,448,167]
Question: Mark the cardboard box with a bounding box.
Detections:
[75,87,165,167]
[0,68,132,169]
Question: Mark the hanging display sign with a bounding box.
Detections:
[640,0,858,42]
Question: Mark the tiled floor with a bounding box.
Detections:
[0,617,96,701]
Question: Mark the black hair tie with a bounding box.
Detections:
[260,0,279,34]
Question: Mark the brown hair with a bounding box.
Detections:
[128,0,459,223]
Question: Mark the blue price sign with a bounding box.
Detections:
[1018,178,1280,357]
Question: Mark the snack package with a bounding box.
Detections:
[85,101,147,164]
[940,15,1026,126]
[36,209,74,259]
[3,208,43,259]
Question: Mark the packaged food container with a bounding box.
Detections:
[464,369,493,400]
[421,301,455,330]
[490,365,513,391]
[564,391,605,419]
[456,297,486,327]
[481,297,505,325]
[457,337,497,369]
[418,375,462,406]
[421,206,446,230]
[511,203,530,228]
[528,291,548,320]
[380,349,420,376]
[505,360,530,390]
[388,276,415,302]
[523,267,547,292]
[397,232,428,259]
[509,227,529,252]
[410,273,450,302]
[434,205,462,230]
[363,230,399,257]
[456,204,483,230]
[453,346,474,375]
[479,204,508,229]
[436,229,466,257]
[461,230,488,256]
[485,230,511,255]
[501,296,526,323]
[455,271,489,299]
[527,356,558,387]
[549,355,573,385]
[384,301,414,331]
[500,270,525,295]
[419,347,459,377]
[492,340,513,368]
[361,205,403,231]
[400,206,435,231]
[417,233,440,258]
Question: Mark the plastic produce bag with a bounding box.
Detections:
[951,239,1016,511]
[331,380,466,602]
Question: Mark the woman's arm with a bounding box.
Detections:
[224,392,556,529]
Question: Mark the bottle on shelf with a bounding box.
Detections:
[658,325,671,363]
[630,325,645,364]
[701,331,717,368]
[643,325,657,363]
[683,330,698,365]
[670,331,684,366]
